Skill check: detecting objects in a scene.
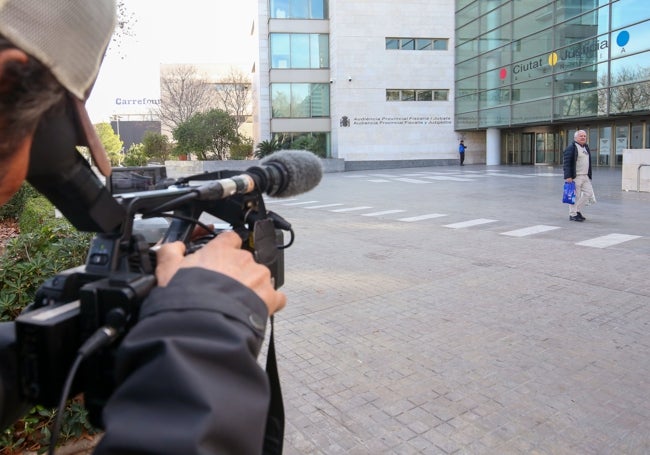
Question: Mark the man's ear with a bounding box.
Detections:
[0,48,29,81]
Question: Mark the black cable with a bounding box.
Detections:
[47,310,125,455]
[278,228,295,249]
[48,353,83,455]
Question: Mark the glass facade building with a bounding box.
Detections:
[455,0,650,166]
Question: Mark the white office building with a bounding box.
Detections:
[252,0,459,170]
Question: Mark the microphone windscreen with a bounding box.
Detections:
[260,150,323,197]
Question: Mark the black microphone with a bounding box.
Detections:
[188,150,323,202]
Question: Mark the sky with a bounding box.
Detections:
[86,0,256,123]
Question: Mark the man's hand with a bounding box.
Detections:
[154,231,287,316]
[565,178,573,183]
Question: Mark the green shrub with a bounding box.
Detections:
[254,138,281,158]
[229,138,254,160]
[0,183,39,220]
[0,195,95,452]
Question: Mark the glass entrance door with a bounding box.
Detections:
[535,132,560,164]
[521,133,534,164]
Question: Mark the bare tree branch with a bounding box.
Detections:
[213,67,252,130]
[158,65,216,132]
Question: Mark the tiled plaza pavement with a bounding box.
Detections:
[259,165,650,454]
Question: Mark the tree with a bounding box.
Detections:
[141,131,171,162]
[214,67,252,130]
[158,65,216,133]
[123,143,149,166]
[173,109,240,160]
[95,122,123,166]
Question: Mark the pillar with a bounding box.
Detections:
[486,128,501,165]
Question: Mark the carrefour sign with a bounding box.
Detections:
[114,97,161,106]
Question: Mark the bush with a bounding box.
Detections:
[0,183,39,220]
[229,138,254,160]
[254,138,281,158]
[0,194,95,452]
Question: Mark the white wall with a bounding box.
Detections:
[329,0,457,162]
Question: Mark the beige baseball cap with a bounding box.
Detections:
[0,0,116,176]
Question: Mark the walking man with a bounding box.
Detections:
[563,130,594,222]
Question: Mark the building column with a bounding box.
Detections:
[486,128,501,165]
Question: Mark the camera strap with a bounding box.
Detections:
[263,315,284,455]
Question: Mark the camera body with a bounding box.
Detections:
[15,169,288,427]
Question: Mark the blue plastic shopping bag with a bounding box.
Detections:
[562,181,576,204]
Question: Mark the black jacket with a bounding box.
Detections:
[563,142,592,180]
[95,268,270,455]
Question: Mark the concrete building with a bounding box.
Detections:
[456,0,650,167]
[252,0,458,169]
[252,0,650,169]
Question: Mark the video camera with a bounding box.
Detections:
[16,147,322,428]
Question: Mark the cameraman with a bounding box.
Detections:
[0,1,286,454]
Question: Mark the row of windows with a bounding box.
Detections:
[386,89,449,101]
[270,0,328,19]
[385,38,448,51]
[456,0,649,64]
[456,81,650,130]
[269,33,449,70]
[456,0,642,36]
[269,84,450,119]
[457,47,650,99]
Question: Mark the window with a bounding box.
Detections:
[433,90,449,101]
[271,83,330,118]
[270,33,330,69]
[386,90,400,101]
[401,90,416,101]
[386,89,449,101]
[271,132,330,158]
[386,37,449,51]
[270,0,328,19]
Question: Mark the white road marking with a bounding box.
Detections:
[330,206,373,212]
[282,200,319,206]
[576,233,642,248]
[501,225,561,237]
[361,210,407,217]
[394,178,432,184]
[304,203,345,209]
[398,214,448,222]
[444,218,498,229]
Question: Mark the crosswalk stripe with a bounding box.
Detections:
[368,179,391,183]
[362,210,406,217]
[422,176,474,182]
[398,213,448,222]
[444,218,498,229]
[501,225,561,237]
[576,233,642,248]
[394,178,431,184]
[304,203,344,209]
[282,200,319,206]
[330,206,373,212]
[264,198,297,204]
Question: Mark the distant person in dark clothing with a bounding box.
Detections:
[458,140,466,166]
